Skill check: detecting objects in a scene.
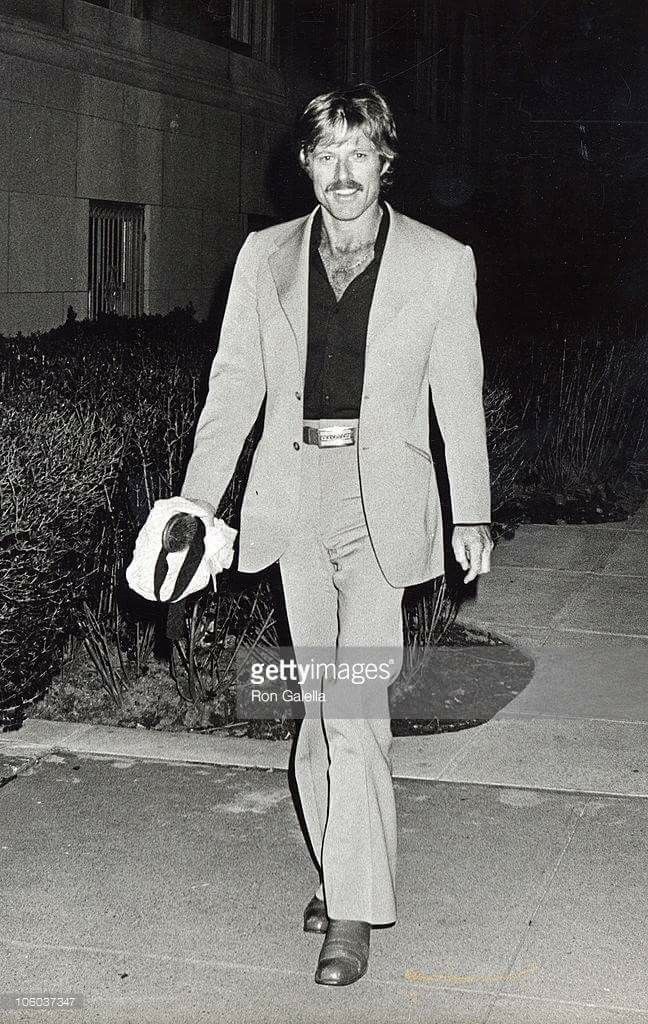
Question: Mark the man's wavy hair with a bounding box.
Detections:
[297,83,398,190]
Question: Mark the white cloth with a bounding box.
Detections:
[125,496,237,603]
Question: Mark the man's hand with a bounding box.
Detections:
[452,524,493,584]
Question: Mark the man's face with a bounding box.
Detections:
[303,127,388,222]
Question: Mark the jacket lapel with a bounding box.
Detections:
[268,208,317,375]
[366,201,408,350]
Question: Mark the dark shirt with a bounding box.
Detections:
[303,203,390,419]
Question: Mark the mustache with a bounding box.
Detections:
[326,181,363,192]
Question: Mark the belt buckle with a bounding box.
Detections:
[317,426,355,447]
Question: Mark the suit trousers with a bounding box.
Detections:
[278,422,405,925]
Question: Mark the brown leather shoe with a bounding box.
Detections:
[303,895,329,933]
[314,919,370,986]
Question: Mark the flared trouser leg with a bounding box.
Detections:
[279,437,404,925]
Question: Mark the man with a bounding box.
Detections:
[181,84,492,987]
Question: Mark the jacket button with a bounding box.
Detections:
[295,390,302,400]
[293,441,300,451]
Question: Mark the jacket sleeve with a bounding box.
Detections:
[428,244,491,524]
[180,231,267,513]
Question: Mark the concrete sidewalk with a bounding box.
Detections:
[1,749,647,1024]
[458,497,648,648]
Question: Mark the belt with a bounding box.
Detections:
[303,424,357,447]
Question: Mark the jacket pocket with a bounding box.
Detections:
[403,439,433,464]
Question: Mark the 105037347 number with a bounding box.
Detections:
[0,993,84,1010]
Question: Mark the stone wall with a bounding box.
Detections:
[0,0,316,334]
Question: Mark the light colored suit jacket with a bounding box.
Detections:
[181,201,490,588]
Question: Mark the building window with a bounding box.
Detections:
[88,201,145,319]
[230,0,252,44]
[288,0,339,82]
[138,1,257,51]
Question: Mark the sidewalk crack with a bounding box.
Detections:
[482,794,592,1021]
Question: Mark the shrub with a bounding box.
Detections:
[0,310,219,727]
[529,338,648,502]
[0,394,129,719]
[483,381,525,521]
[507,331,648,522]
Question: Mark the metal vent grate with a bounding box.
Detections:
[88,201,145,318]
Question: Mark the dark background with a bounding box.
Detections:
[276,0,648,364]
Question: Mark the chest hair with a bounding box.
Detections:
[318,243,375,301]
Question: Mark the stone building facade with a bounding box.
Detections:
[0,0,484,335]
